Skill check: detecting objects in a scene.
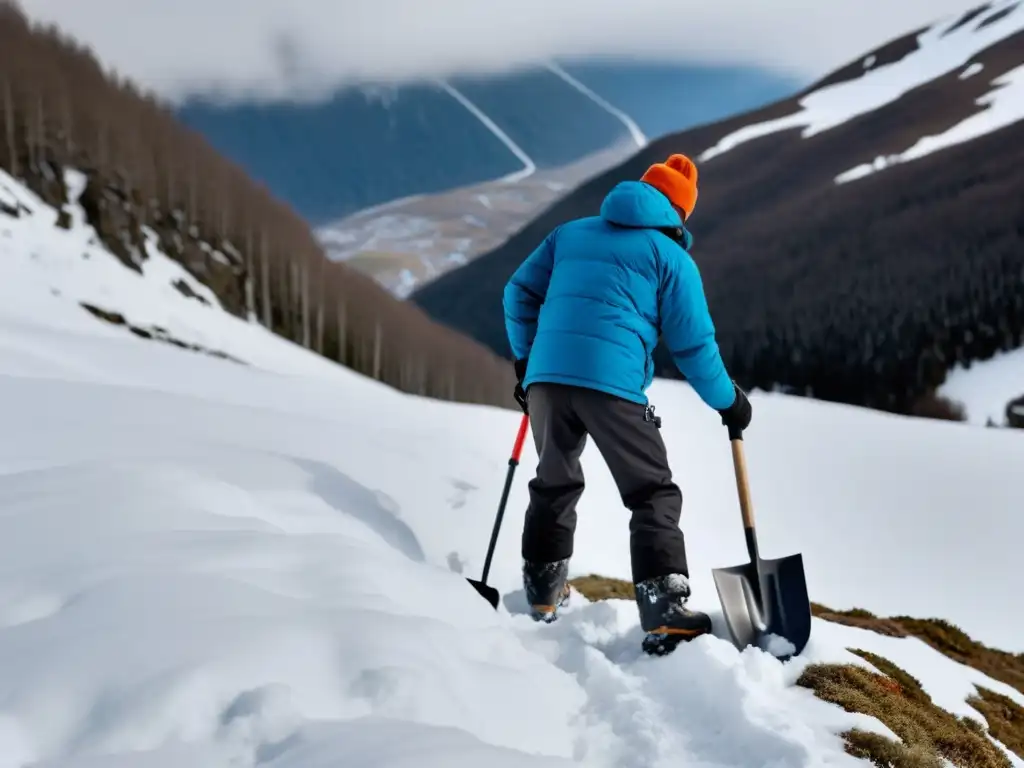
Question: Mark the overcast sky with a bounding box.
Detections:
[18,0,979,103]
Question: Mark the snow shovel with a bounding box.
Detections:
[467,413,531,609]
[712,425,812,658]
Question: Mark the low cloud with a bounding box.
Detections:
[18,0,979,104]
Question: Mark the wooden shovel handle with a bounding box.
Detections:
[731,438,756,529]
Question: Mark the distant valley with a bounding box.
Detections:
[177,59,800,293]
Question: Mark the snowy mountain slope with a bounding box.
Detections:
[700,0,1024,169]
[0,168,356,382]
[1,165,1023,766]
[412,2,1024,421]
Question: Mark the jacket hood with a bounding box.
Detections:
[599,181,693,249]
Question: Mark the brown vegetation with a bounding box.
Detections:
[811,604,1024,696]
[0,1,516,408]
[969,687,1024,758]
[910,391,967,422]
[798,654,1011,768]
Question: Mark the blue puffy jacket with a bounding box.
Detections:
[502,180,736,410]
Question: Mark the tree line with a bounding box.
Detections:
[688,241,1024,419]
[413,84,1024,424]
[0,1,517,409]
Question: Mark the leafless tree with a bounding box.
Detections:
[0,0,517,409]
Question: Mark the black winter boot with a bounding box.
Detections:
[523,558,570,623]
[635,574,712,655]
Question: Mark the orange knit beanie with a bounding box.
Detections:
[640,153,698,219]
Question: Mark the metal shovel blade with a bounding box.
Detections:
[712,552,811,658]
[466,578,501,610]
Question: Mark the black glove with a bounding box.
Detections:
[718,381,751,437]
[513,358,529,413]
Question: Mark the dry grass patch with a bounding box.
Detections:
[811,604,1024,696]
[813,604,1024,760]
[797,652,1010,768]
[968,687,1024,758]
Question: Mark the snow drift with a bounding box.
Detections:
[0,167,1022,766]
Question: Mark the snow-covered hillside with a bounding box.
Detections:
[699,0,1024,177]
[940,348,1024,425]
[1,165,1023,766]
[0,168,346,381]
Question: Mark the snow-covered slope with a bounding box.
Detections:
[1,165,1023,766]
[699,0,1024,177]
[0,168,351,382]
[939,347,1024,425]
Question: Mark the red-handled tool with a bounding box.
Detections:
[467,413,530,609]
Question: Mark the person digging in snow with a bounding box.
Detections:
[502,153,752,655]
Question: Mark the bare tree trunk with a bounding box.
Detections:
[415,358,427,396]
[219,199,229,241]
[260,231,271,329]
[34,91,45,172]
[301,261,311,349]
[372,321,382,380]
[314,261,325,354]
[97,118,107,172]
[3,78,17,178]
[165,152,175,209]
[336,301,347,364]
[315,302,324,354]
[187,155,197,224]
[60,89,74,160]
[287,260,298,342]
[25,94,36,172]
[243,228,255,321]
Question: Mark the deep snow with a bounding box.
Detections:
[0,167,1022,766]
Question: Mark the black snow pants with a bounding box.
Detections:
[521,382,689,584]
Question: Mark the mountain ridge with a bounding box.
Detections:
[411,1,1024,422]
